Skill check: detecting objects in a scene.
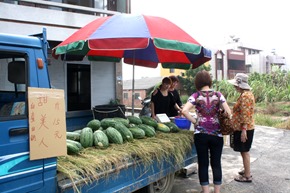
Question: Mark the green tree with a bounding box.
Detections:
[179,64,211,95]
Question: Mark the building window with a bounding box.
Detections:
[217,58,223,70]
[169,68,175,73]
[246,65,251,73]
[134,93,140,100]
[94,0,106,9]
[94,0,117,11]
[67,64,91,111]
[63,0,94,8]
[123,92,128,99]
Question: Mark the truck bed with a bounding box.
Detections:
[56,131,196,193]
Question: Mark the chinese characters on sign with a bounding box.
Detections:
[28,87,67,160]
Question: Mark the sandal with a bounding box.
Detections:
[238,170,245,175]
[234,175,252,183]
[238,170,252,178]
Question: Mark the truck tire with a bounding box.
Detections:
[135,173,175,193]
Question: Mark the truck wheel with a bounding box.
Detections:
[136,173,175,193]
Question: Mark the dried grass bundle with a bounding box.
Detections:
[57,130,194,192]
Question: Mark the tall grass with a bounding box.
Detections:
[215,70,290,129]
[254,113,284,127]
[214,80,239,102]
[215,70,290,103]
[179,70,290,129]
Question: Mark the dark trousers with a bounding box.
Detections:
[194,133,224,185]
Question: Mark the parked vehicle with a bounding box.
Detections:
[0,29,196,193]
[138,96,151,117]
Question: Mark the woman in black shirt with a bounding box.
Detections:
[151,77,180,119]
[169,75,182,117]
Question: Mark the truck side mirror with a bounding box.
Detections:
[8,61,25,84]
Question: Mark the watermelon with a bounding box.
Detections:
[129,127,146,139]
[156,123,171,133]
[105,127,123,144]
[87,119,101,131]
[80,127,94,148]
[66,139,83,150]
[67,143,80,155]
[164,122,181,133]
[93,130,109,149]
[100,118,117,129]
[128,123,136,128]
[114,122,134,142]
[127,116,142,125]
[73,129,82,134]
[113,117,130,127]
[139,116,158,128]
[66,132,80,141]
[138,124,156,137]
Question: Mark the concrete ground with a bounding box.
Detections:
[171,126,290,193]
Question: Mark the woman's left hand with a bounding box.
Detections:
[241,130,247,142]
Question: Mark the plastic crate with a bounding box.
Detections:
[174,117,191,130]
[93,105,126,120]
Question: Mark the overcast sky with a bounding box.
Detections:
[123,0,289,80]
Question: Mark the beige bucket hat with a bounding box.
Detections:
[228,73,252,90]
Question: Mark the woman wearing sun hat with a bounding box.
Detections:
[228,73,255,183]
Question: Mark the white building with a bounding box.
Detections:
[0,0,131,110]
[209,39,287,80]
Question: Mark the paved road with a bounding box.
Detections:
[171,126,290,193]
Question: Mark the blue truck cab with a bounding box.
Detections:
[0,29,59,193]
[0,29,196,193]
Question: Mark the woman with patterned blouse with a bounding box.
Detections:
[228,73,255,183]
[182,70,231,193]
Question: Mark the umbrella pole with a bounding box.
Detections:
[131,52,135,116]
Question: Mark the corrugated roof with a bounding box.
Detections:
[123,77,163,90]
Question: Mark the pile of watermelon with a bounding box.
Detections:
[66,116,181,155]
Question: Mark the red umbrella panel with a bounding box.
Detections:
[53,14,211,69]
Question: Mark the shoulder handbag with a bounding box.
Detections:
[217,92,234,135]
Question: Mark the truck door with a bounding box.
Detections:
[0,49,45,192]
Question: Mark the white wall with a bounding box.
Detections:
[0,2,99,41]
[48,57,116,108]
[91,61,116,106]
[48,58,66,90]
